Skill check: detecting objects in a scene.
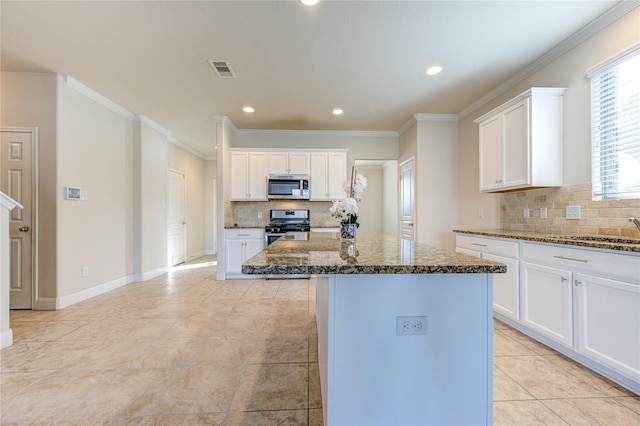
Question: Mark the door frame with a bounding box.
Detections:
[1,127,39,309]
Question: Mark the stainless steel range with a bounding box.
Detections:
[265,209,310,246]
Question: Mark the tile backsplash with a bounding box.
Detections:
[500,182,640,237]
[228,200,339,228]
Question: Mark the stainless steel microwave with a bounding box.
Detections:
[267,174,310,200]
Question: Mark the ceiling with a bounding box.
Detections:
[0,1,629,157]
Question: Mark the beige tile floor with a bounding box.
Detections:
[1,256,639,425]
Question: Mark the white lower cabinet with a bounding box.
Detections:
[520,261,573,347]
[456,235,520,322]
[485,253,519,321]
[574,273,640,382]
[457,233,640,394]
[225,229,264,278]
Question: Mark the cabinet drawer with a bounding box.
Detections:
[225,229,264,239]
[456,235,519,258]
[522,242,640,283]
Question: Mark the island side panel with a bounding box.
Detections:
[317,273,493,426]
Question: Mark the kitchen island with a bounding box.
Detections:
[242,233,506,426]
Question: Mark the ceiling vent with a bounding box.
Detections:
[208,60,236,78]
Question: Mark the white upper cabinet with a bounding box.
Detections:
[310,152,347,200]
[268,152,310,175]
[475,88,566,193]
[230,151,268,201]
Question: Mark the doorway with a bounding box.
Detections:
[353,159,398,236]
[167,169,186,266]
[1,128,37,309]
[399,157,415,241]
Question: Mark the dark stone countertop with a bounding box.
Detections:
[454,229,640,254]
[241,232,506,275]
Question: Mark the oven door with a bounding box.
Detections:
[266,233,284,246]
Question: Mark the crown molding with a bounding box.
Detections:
[63,75,137,120]
[398,113,458,136]
[167,135,207,160]
[136,115,171,136]
[414,113,459,122]
[458,0,640,119]
[211,115,238,132]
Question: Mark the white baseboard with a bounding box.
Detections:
[58,275,134,309]
[34,267,165,311]
[1,328,13,349]
[204,249,217,255]
[132,266,168,282]
[188,250,206,260]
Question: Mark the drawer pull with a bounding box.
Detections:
[471,243,488,247]
[553,255,588,263]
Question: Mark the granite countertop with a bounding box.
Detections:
[241,232,506,275]
[454,229,640,254]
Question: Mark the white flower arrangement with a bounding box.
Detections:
[330,170,367,225]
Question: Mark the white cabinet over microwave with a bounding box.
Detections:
[268,152,310,175]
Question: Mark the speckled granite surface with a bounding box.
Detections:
[241,232,506,275]
[454,229,640,254]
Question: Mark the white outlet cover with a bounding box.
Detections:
[566,205,581,220]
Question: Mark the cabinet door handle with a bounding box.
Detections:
[471,243,487,247]
[561,276,568,282]
[553,255,588,263]
[574,280,583,286]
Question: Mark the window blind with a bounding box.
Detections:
[590,49,640,200]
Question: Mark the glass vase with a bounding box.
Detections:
[340,223,356,241]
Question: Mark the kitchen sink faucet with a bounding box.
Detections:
[630,217,640,232]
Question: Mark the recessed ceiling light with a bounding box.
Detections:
[426,66,443,76]
[333,108,344,115]
[300,0,320,5]
[243,106,254,113]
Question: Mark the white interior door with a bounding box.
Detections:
[167,170,186,266]
[1,129,35,309]
[399,157,415,241]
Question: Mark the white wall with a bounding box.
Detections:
[204,160,217,254]
[136,122,169,278]
[1,72,58,302]
[383,161,399,237]
[56,76,134,299]
[216,117,235,279]
[168,143,206,260]
[397,117,459,250]
[233,130,399,166]
[416,117,459,250]
[458,8,640,229]
[356,166,383,234]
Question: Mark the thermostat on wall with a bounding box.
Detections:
[64,186,81,200]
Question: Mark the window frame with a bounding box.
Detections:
[587,42,640,201]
